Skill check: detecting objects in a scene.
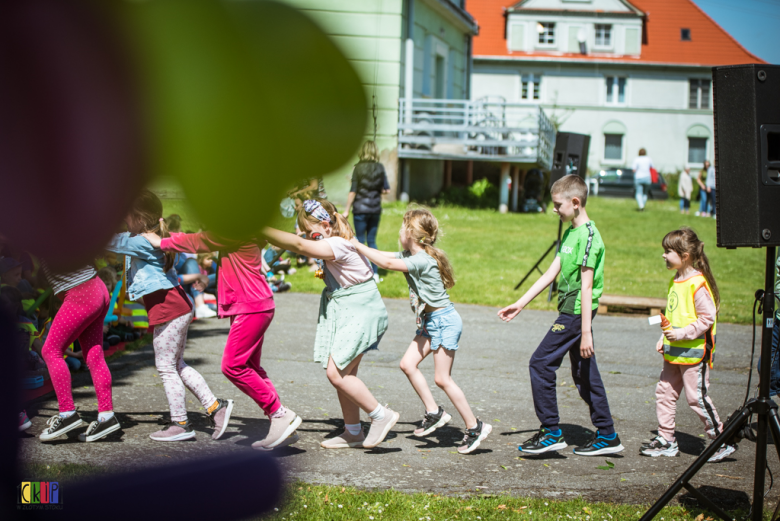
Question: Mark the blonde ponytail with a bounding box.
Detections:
[403,208,455,289]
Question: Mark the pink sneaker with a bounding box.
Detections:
[150,421,196,442]
[321,429,365,449]
[251,408,302,451]
[363,407,400,449]
[207,398,234,440]
[19,411,32,432]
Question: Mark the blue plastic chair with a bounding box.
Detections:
[103,279,123,325]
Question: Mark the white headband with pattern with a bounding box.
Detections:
[303,200,331,223]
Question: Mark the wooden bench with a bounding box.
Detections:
[597,294,667,316]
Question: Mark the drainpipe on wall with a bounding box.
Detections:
[465,34,472,100]
[401,0,415,203]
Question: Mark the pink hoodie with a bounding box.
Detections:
[161,232,274,318]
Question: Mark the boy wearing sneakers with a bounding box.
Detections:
[498,175,624,456]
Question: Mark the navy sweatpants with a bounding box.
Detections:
[529,312,615,435]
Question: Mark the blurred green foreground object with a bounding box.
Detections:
[119,0,367,238]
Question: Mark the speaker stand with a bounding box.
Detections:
[641,246,777,521]
[514,220,563,302]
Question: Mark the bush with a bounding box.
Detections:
[436,178,499,209]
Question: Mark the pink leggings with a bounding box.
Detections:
[41,277,112,413]
[222,310,279,416]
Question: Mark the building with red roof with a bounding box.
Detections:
[467,0,765,177]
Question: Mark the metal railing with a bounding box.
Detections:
[397,97,556,169]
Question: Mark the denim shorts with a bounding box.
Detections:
[417,305,462,351]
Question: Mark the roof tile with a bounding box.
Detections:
[466,0,765,66]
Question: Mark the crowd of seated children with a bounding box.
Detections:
[1,286,48,380]
[167,214,216,319]
[96,265,143,346]
[261,247,292,293]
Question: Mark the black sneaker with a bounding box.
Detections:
[457,419,493,454]
[40,413,86,441]
[413,406,452,437]
[519,427,567,454]
[78,415,121,442]
[573,431,625,456]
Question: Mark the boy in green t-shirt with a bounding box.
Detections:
[498,175,623,456]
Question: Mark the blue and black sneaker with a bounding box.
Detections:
[519,427,567,454]
[573,431,625,456]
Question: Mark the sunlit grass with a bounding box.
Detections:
[162,197,766,324]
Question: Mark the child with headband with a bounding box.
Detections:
[262,199,397,449]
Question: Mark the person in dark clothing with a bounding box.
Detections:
[343,141,390,281]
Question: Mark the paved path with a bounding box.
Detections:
[19,293,775,509]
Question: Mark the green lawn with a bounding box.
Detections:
[18,463,755,520]
[162,196,767,324]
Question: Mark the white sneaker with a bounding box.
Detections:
[372,273,380,284]
[708,443,736,462]
[640,435,679,457]
[195,305,217,319]
[695,211,700,216]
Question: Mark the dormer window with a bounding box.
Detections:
[595,24,612,47]
[537,22,556,45]
[681,28,691,41]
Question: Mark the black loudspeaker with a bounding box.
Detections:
[713,64,780,248]
[549,132,590,186]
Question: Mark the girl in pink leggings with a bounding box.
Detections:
[143,231,301,450]
[39,264,120,442]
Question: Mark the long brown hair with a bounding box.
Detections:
[662,227,720,310]
[402,208,455,289]
[130,189,175,272]
[296,198,354,240]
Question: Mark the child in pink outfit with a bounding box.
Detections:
[144,231,302,450]
[641,227,733,463]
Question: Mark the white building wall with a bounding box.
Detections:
[472,62,715,173]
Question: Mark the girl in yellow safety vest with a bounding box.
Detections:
[640,227,736,462]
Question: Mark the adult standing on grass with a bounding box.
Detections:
[678,167,693,215]
[632,148,653,212]
[696,160,715,218]
[342,141,390,284]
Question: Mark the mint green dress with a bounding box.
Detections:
[313,276,388,370]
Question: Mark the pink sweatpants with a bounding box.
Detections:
[655,359,723,441]
[41,277,112,413]
[222,310,280,416]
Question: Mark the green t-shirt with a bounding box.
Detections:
[395,251,452,308]
[556,220,605,314]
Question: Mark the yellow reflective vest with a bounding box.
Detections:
[663,274,716,367]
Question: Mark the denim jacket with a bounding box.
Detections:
[106,233,179,301]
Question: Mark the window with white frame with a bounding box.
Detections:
[595,24,612,47]
[605,76,626,105]
[604,134,623,160]
[689,79,710,109]
[521,74,541,100]
[537,22,555,45]
[688,138,707,164]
